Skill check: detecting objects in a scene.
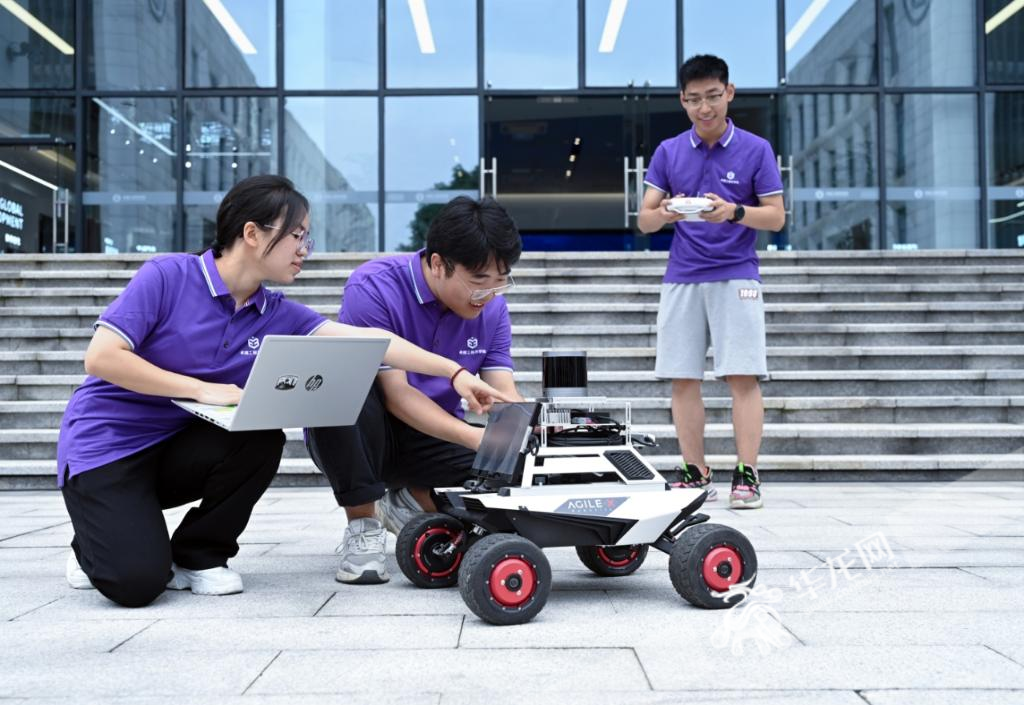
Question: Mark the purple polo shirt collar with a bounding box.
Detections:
[407,249,436,305]
[688,119,737,150]
[199,248,268,314]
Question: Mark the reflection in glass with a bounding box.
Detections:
[84,98,177,254]
[184,97,277,251]
[883,0,974,86]
[186,0,275,88]
[0,145,75,253]
[0,0,74,88]
[385,96,478,251]
[388,0,476,88]
[783,94,879,250]
[684,0,777,88]
[786,0,876,85]
[0,98,74,141]
[285,98,379,252]
[86,0,177,90]
[484,0,577,89]
[586,0,673,87]
[286,0,376,89]
[986,0,1024,84]
[485,96,627,233]
[986,93,1024,248]
[885,94,978,249]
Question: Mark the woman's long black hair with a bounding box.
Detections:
[209,175,309,258]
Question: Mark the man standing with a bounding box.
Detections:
[307,196,523,584]
[638,54,785,510]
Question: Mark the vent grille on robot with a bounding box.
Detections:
[603,450,655,480]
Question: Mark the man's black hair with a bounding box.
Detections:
[424,196,522,275]
[678,54,730,91]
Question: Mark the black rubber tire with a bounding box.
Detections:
[576,544,649,576]
[669,523,758,609]
[396,513,466,589]
[458,533,552,625]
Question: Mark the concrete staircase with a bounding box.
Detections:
[1,250,1022,488]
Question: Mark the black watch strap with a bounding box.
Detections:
[729,204,746,223]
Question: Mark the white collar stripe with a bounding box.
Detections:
[198,255,218,296]
[408,258,425,305]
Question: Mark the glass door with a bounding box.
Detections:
[0,145,75,253]
[483,95,632,249]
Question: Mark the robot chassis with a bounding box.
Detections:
[395,398,759,625]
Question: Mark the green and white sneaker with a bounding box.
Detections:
[730,463,763,509]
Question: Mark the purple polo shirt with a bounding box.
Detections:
[339,250,514,419]
[56,249,327,486]
[644,119,784,283]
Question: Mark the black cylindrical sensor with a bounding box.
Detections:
[541,350,588,398]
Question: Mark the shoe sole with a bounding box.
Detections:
[730,497,763,509]
[166,581,243,596]
[336,569,390,585]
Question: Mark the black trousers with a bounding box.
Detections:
[306,385,477,507]
[61,421,284,608]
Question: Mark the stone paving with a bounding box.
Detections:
[1,481,1022,704]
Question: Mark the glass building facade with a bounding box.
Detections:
[0,0,1021,254]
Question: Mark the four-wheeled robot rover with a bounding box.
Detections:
[396,399,758,625]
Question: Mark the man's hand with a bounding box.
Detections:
[658,192,689,224]
[453,372,510,414]
[193,382,243,406]
[700,192,737,223]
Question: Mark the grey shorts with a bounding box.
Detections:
[654,279,768,381]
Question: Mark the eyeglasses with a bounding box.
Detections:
[447,263,516,303]
[262,224,315,254]
[682,92,726,109]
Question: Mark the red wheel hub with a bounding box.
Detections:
[413,527,462,578]
[488,556,537,607]
[597,546,639,567]
[702,544,743,592]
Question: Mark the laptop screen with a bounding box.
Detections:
[473,402,541,483]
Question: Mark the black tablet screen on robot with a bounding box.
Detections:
[473,402,540,482]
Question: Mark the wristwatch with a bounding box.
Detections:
[729,204,746,223]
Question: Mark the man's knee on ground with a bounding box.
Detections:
[94,562,170,608]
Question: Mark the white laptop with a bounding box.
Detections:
[173,335,389,431]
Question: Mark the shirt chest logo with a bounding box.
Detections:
[459,336,487,356]
[240,336,261,357]
[720,170,740,185]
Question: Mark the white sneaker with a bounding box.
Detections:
[336,517,389,584]
[376,487,424,536]
[166,563,244,595]
[65,552,95,590]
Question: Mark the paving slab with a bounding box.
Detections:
[862,691,1024,705]
[635,645,1024,690]
[0,619,155,654]
[779,610,1024,646]
[0,651,279,698]
[119,615,463,652]
[248,648,648,695]
[18,588,335,622]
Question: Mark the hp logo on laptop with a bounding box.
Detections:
[275,375,298,391]
[305,375,324,392]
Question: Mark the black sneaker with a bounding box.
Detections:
[670,463,717,500]
[730,463,763,509]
